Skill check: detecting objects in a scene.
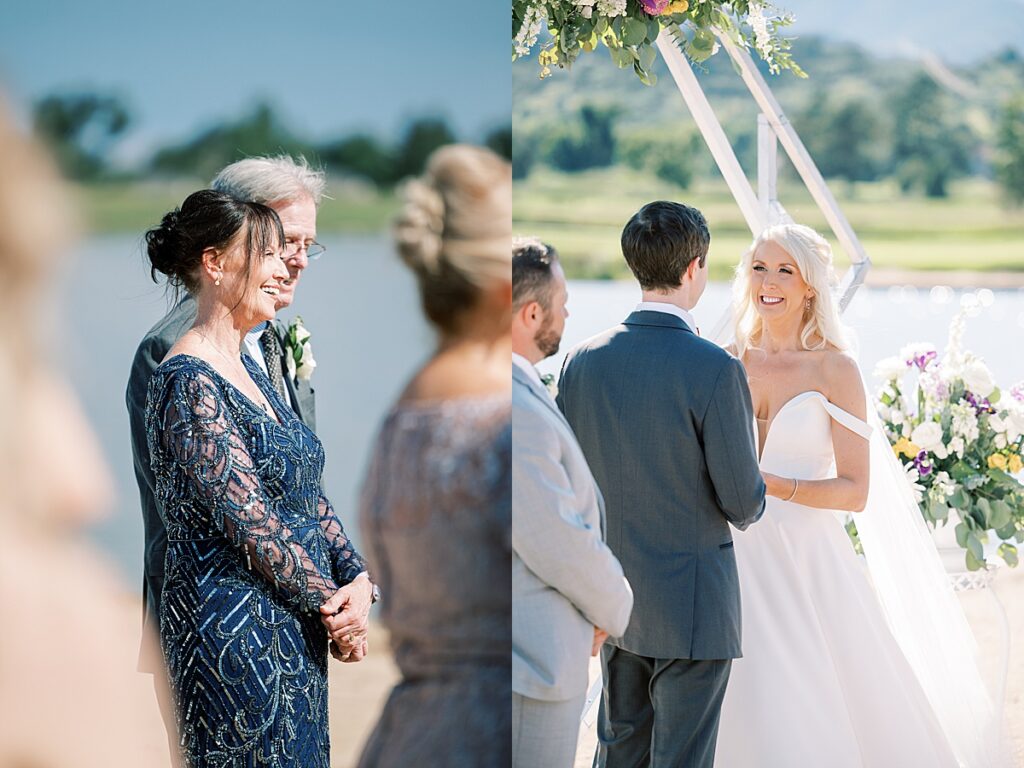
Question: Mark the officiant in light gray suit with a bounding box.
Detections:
[512,238,634,768]
[556,202,766,768]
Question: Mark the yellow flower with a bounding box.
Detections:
[661,0,688,14]
[1009,454,1023,474]
[893,437,921,458]
[988,453,1008,471]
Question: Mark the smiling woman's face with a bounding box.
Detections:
[749,240,812,320]
[216,225,288,327]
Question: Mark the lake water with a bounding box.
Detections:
[60,238,1024,584]
[538,281,1024,391]
[63,233,434,586]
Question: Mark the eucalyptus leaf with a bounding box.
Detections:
[949,488,969,510]
[967,531,984,562]
[990,499,1013,530]
[609,46,634,68]
[639,43,657,71]
[622,18,648,46]
[646,18,661,42]
[999,542,1019,567]
[955,522,969,548]
[996,522,1017,540]
[976,497,993,527]
[965,548,984,572]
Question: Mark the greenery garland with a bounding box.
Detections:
[513,0,805,85]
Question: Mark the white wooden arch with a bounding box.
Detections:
[653,31,872,342]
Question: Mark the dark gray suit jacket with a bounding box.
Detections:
[556,310,765,661]
[125,295,316,667]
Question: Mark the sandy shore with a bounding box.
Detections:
[115,564,1024,767]
[573,564,1024,767]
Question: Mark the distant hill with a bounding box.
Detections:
[514,35,1024,180]
[514,35,1024,130]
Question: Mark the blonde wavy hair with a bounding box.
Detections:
[732,223,849,358]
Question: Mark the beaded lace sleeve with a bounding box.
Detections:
[157,368,339,612]
[316,493,368,586]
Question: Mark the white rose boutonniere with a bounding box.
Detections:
[284,316,317,382]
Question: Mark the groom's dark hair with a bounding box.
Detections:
[513,237,559,310]
[621,201,710,291]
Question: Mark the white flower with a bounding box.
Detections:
[948,436,965,457]
[874,356,905,382]
[1003,404,1024,442]
[285,316,316,383]
[933,471,957,498]
[911,421,944,454]
[574,0,596,17]
[961,359,996,398]
[903,462,925,504]
[296,342,317,381]
[596,0,627,16]
[951,402,980,443]
[995,434,1008,449]
[514,5,544,57]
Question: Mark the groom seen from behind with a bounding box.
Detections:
[557,202,766,768]
[512,238,634,768]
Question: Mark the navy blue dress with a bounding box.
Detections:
[145,354,365,767]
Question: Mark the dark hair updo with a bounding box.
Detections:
[145,189,285,294]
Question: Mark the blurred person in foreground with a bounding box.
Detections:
[142,190,373,767]
[511,238,633,768]
[357,145,512,767]
[127,157,376,742]
[0,97,168,765]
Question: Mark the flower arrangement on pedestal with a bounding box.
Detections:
[871,310,1024,571]
[512,0,804,85]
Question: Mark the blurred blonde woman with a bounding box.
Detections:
[716,224,1001,767]
[358,145,512,768]
[0,96,169,765]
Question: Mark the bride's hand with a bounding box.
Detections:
[761,471,795,499]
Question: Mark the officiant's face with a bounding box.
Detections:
[270,194,317,309]
[750,240,810,319]
[536,262,568,358]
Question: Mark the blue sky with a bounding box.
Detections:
[0,0,509,163]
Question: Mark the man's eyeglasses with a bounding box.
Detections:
[284,240,326,261]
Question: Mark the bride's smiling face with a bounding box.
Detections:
[749,240,813,320]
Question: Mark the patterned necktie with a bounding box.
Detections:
[259,326,288,400]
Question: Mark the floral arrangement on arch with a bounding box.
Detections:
[512,0,805,85]
[872,310,1024,571]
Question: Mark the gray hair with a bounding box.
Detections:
[211,155,327,207]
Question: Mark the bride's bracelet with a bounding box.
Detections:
[784,478,799,502]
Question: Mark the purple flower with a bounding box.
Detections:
[639,0,670,13]
[964,391,996,415]
[1012,381,1024,403]
[907,349,938,371]
[913,451,934,476]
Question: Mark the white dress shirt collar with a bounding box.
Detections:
[512,352,546,392]
[635,302,696,334]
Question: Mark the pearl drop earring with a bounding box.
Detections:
[215,276,221,286]
[805,297,811,310]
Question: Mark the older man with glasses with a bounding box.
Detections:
[125,155,375,754]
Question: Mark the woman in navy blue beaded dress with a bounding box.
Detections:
[143,190,368,767]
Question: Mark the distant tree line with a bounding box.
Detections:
[31,94,511,188]
[513,74,1024,203]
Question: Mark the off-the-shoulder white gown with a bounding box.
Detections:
[715,391,959,767]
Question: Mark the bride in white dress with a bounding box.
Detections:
[715,224,1003,767]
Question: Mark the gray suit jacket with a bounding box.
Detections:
[125,294,316,667]
[557,310,765,661]
[512,364,633,702]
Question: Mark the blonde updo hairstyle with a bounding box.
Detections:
[394,144,512,334]
[732,223,849,358]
